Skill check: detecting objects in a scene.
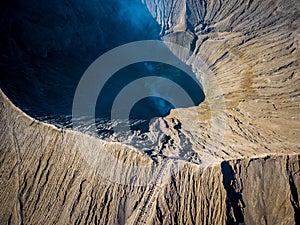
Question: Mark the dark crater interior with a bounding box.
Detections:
[0,0,205,135]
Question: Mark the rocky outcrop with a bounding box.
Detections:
[1,0,299,224]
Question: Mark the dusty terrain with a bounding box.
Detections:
[1,0,300,224]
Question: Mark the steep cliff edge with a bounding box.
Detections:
[1,0,300,224]
[143,0,300,160]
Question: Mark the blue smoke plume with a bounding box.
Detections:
[144,62,175,116]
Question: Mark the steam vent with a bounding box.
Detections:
[0,0,299,224]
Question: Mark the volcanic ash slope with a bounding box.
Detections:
[1,0,300,224]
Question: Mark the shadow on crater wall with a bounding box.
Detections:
[0,0,205,134]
